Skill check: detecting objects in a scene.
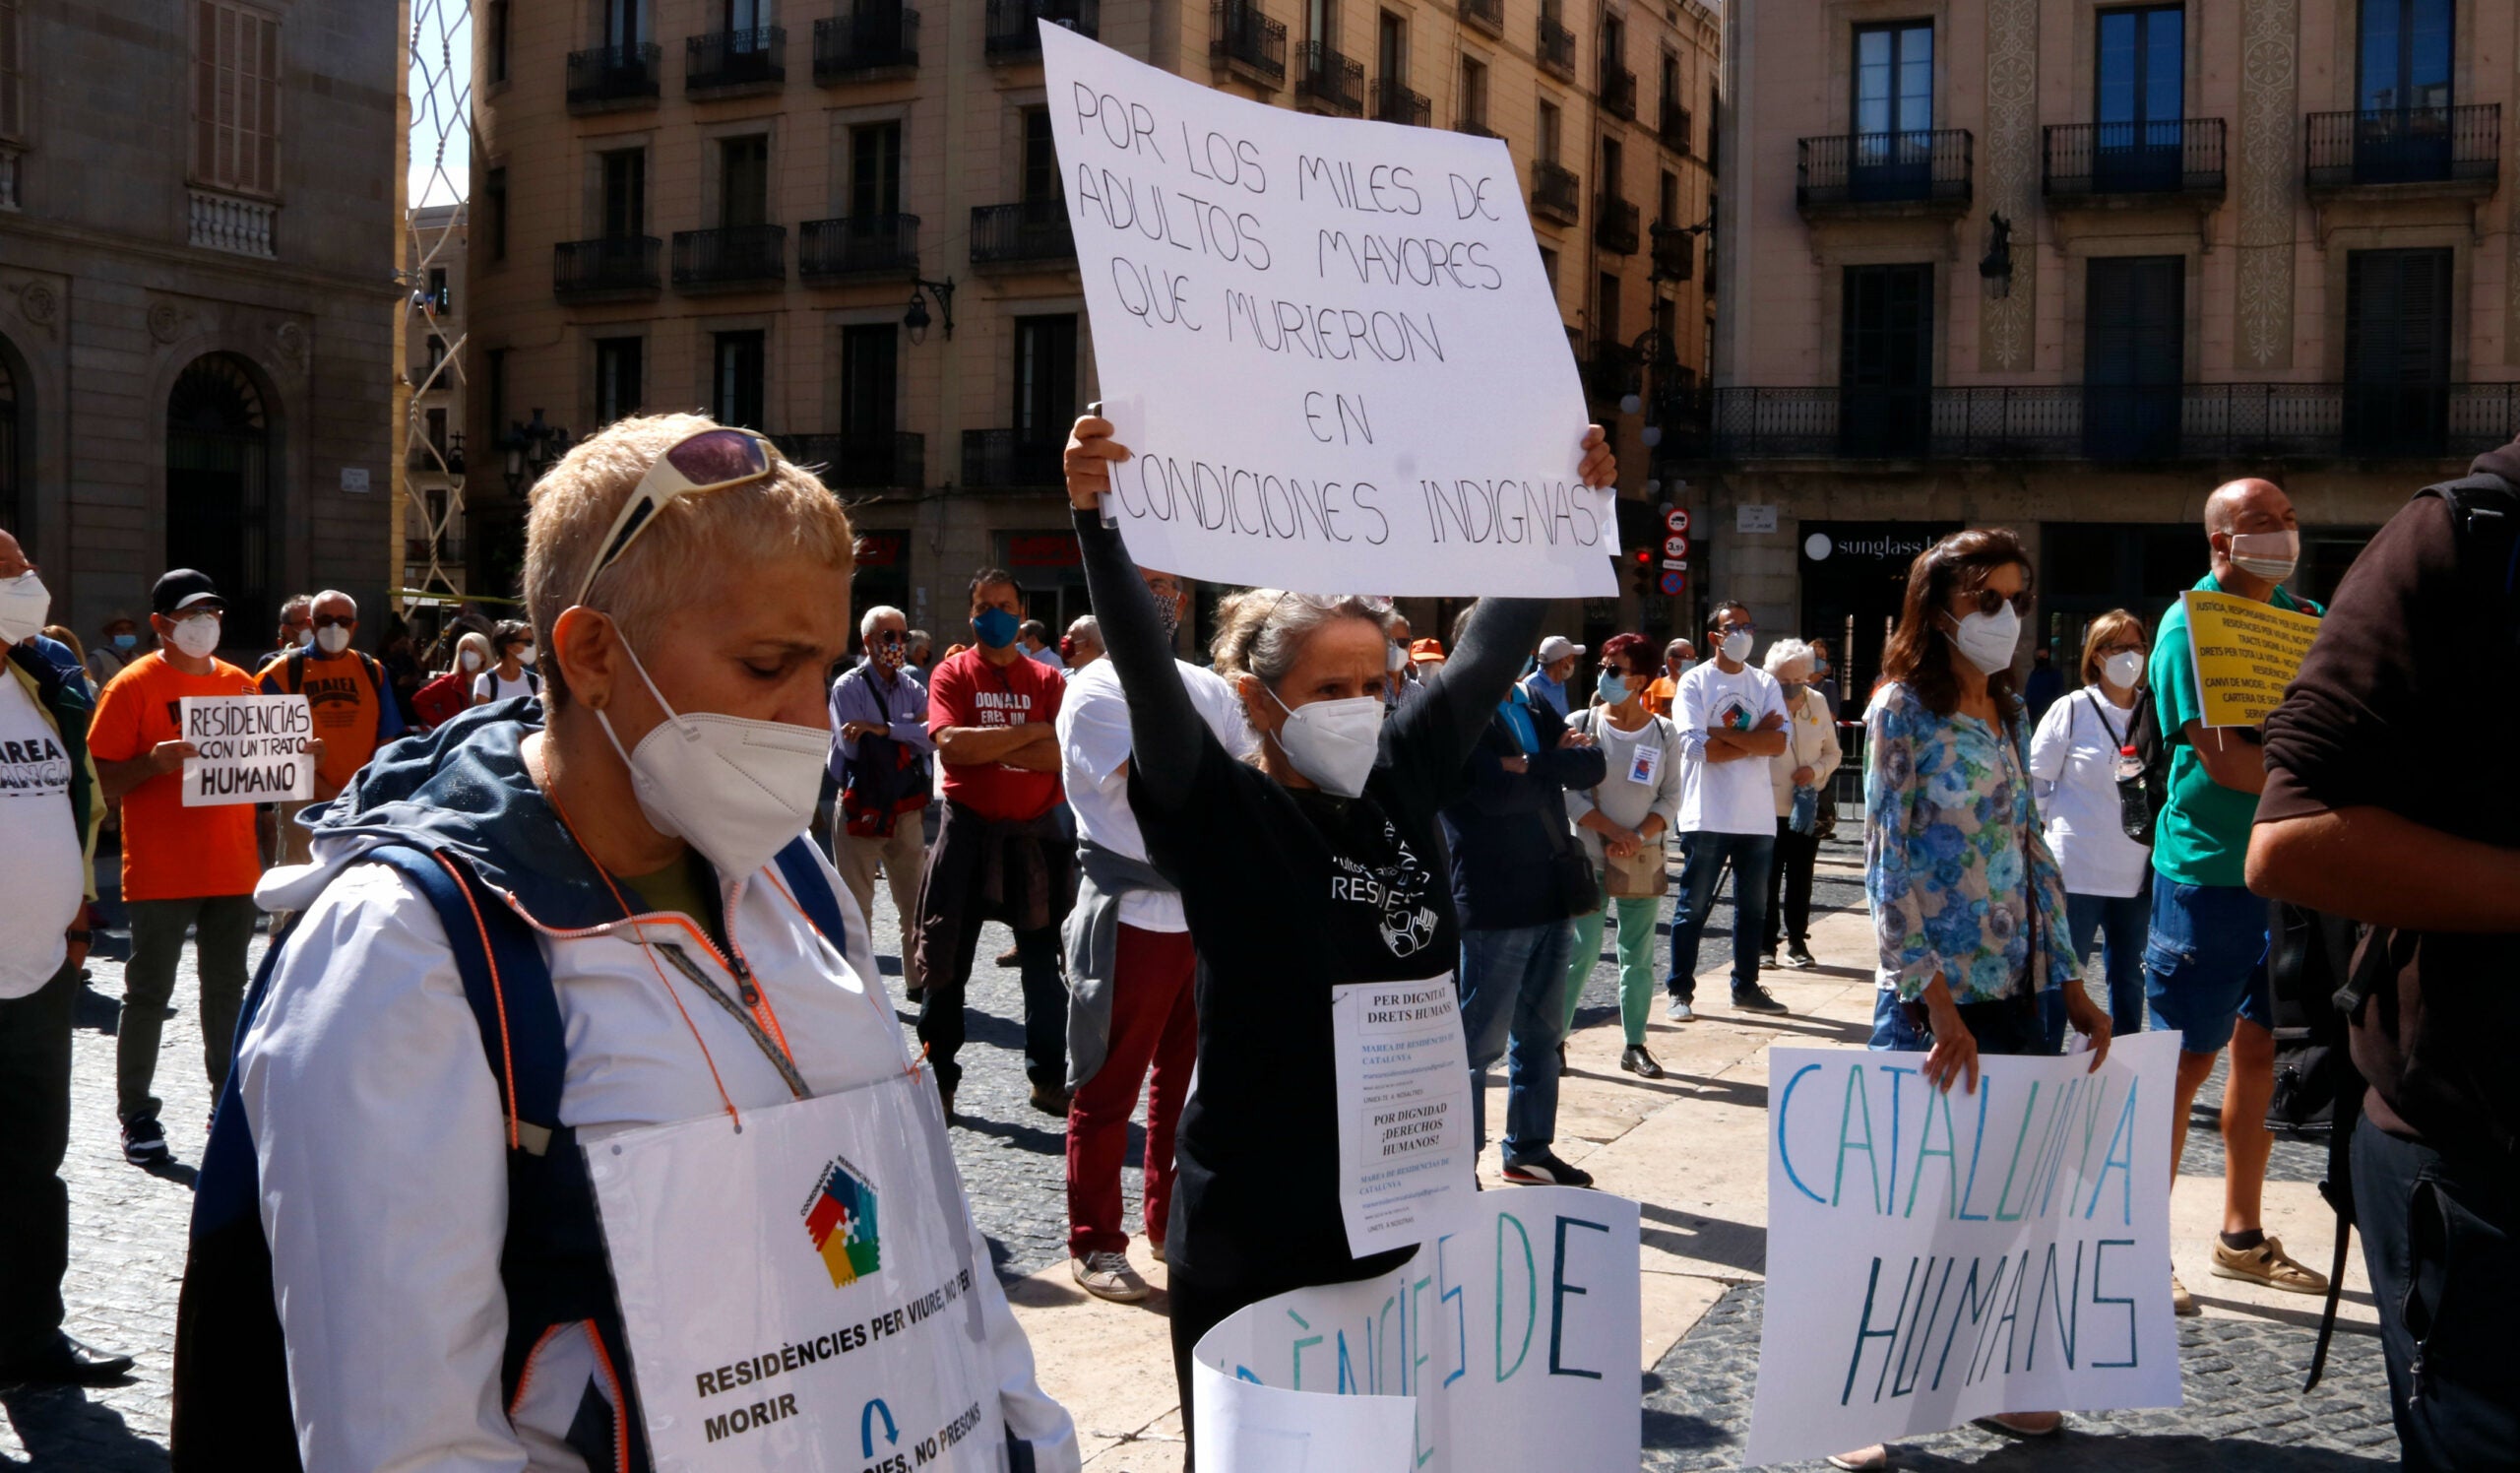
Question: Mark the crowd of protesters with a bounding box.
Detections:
[0,411,2509,1472]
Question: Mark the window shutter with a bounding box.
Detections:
[193,1,281,195]
[0,0,23,141]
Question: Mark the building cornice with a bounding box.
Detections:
[0,213,406,302]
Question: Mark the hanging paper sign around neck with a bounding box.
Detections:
[1329,973,1475,1254]
[588,1070,1004,1470]
[178,693,313,805]
[1040,25,1609,599]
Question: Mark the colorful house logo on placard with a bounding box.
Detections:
[803,1154,880,1288]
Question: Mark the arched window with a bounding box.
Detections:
[166,353,272,636]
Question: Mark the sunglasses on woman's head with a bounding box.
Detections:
[573,427,779,608]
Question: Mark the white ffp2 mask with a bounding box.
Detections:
[1720,630,1752,664]
[2103,650,2144,690]
[315,625,351,655]
[1944,604,2020,676]
[0,572,49,646]
[1267,689,1385,799]
[170,613,221,660]
[593,629,831,882]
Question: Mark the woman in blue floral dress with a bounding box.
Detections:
[1830,529,2114,1469]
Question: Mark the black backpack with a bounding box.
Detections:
[2114,680,2170,846]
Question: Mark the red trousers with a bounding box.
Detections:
[1066,924,1198,1257]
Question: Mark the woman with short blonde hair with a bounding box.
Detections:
[2030,608,2154,1045]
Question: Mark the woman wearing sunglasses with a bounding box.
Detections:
[1061,413,1616,1463]
[185,416,1078,1472]
[1834,528,2110,1470]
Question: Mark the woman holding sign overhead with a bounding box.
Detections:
[1061,413,1616,1460]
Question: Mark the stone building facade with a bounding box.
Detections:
[1702,0,2508,695]
[469,0,1717,648]
[0,0,401,652]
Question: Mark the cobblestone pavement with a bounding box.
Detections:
[1642,1285,2398,1471]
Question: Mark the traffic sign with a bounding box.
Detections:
[1661,557,1688,571]
[1658,569,1686,596]
[1664,507,1690,535]
[1663,534,1690,558]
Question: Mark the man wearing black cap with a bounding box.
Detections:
[87,569,268,1166]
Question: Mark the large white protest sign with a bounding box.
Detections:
[1747,1033,2182,1466]
[1194,1187,1641,1472]
[1330,975,1474,1254]
[1040,25,1609,599]
[178,694,313,806]
[588,1070,1005,1471]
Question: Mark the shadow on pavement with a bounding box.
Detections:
[0,1383,166,1472]
[1877,1434,2398,1470]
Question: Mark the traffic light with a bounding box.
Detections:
[1630,545,1657,600]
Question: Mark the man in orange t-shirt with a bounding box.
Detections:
[87,570,270,1166]
[256,589,405,867]
[1641,637,1695,719]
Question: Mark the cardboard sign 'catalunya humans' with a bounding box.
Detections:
[1746,1033,2184,1466]
[1040,25,1611,599]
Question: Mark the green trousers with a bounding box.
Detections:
[1562,892,1663,1047]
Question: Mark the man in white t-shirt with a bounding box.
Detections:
[1055,565,1253,1305]
[1668,601,1791,1019]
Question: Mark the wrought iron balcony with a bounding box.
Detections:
[1537,15,1575,80]
[671,224,788,290]
[777,431,926,491]
[2043,118,2224,199]
[985,0,1097,60]
[1454,112,1499,139]
[963,429,1067,488]
[970,200,1075,268]
[686,27,784,94]
[566,42,662,111]
[1660,99,1691,155]
[1594,193,1639,254]
[408,434,467,474]
[1703,382,2520,463]
[1599,59,1636,121]
[1651,225,1692,281]
[1796,130,1973,212]
[1295,41,1364,116]
[1211,1,1286,88]
[552,235,662,301]
[814,6,919,79]
[1532,161,1581,224]
[2305,104,2499,190]
[1372,77,1430,127]
[800,215,919,279]
[1459,0,1502,36]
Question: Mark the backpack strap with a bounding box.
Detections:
[771,836,852,958]
[285,647,305,692]
[2417,472,2520,644]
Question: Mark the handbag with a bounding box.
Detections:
[1577,708,1664,900]
[838,674,927,839]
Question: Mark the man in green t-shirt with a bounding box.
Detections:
[2146,478,2329,1312]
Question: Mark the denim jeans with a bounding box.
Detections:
[1667,830,1775,1001]
[2144,880,2271,1056]
[1869,987,2056,1057]
[1458,921,1574,1162]
[2041,886,2152,1051]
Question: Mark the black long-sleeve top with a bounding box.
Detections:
[1441,695,1607,931]
[1074,508,1548,1294]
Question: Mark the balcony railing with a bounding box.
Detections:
[1652,225,1692,281]
[2044,118,2225,198]
[566,42,662,110]
[1599,59,1636,121]
[985,0,1097,59]
[814,7,919,79]
[1660,99,1692,155]
[1459,0,1502,36]
[552,235,662,300]
[1211,1,1287,88]
[1537,15,1575,80]
[686,27,785,93]
[672,224,787,289]
[1295,41,1364,115]
[800,215,919,278]
[963,428,1067,488]
[777,431,926,491]
[1796,130,1974,209]
[1702,382,2520,462]
[970,200,1075,267]
[1594,193,1639,254]
[188,187,277,258]
[1532,161,1581,224]
[1372,77,1430,127]
[1454,112,1498,139]
[2305,104,2500,189]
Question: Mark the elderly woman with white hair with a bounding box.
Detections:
[173,416,1078,1471]
[1061,413,1615,1465]
[1762,637,1843,971]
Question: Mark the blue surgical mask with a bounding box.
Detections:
[972,606,1020,650]
[1811,657,1830,676]
[112,632,137,650]
[1597,672,1631,706]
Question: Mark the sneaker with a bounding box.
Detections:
[1665,995,1696,1023]
[1618,1044,1666,1080]
[1732,985,1790,1015]
[1146,1237,1166,1265]
[2170,1272,2199,1317]
[1760,948,1780,971]
[120,1115,168,1166]
[1825,1447,1887,1471]
[1072,1250,1151,1304]
[1500,1151,1595,1188]
[2210,1235,2328,1295]
[1030,1082,1074,1118]
[1786,944,1819,970]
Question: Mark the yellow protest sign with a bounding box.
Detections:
[2182,590,2323,727]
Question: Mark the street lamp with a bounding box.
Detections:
[904,277,957,345]
[502,408,568,496]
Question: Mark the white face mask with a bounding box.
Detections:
[1266,687,1385,799]
[2227,529,2300,584]
[315,624,351,655]
[1719,629,1752,664]
[1386,640,1407,673]
[294,627,316,650]
[0,571,49,646]
[517,645,538,667]
[170,612,222,660]
[593,628,830,882]
[459,649,484,672]
[1943,604,2020,676]
[2103,650,2144,690]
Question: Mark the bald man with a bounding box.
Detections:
[257,590,403,867]
[2144,478,2328,1313]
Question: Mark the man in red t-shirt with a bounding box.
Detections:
[914,568,1073,1119]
